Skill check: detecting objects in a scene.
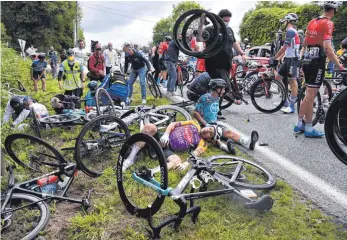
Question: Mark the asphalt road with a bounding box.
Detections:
[162,85,347,225]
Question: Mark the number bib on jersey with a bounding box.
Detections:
[305,47,321,60]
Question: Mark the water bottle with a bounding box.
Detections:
[37,175,58,194]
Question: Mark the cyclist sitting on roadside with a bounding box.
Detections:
[3,96,45,130]
[122,120,224,173]
[51,94,81,114]
[187,72,242,105]
[294,1,345,138]
[31,53,47,92]
[193,79,259,153]
[271,13,301,114]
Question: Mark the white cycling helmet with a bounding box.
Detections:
[284,13,298,23]
[323,1,342,9]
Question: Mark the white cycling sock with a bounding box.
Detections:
[305,123,313,132]
[296,118,303,128]
[239,136,250,148]
[122,145,140,170]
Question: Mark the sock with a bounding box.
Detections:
[296,118,303,128]
[305,123,313,132]
[239,136,250,148]
[156,78,160,84]
[290,96,297,108]
[123,145,140,169]
[151,166,160,175]
[284,100,289,107]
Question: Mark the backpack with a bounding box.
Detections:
[99,71,128,103]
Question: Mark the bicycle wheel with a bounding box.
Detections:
[147,73,158,98]
[95,88,116,116]
[219,92,234,110]
[155,82,162,98]
[4,134,67,173]
[75,115,130,177]
[117,133,168,218]
[325,88,347,166]
[1,193,50,240]
[151,105,192,129]
[297,80,332,126]
[39,114,81,124]
[250,78,286,114]
[207,155,276,190]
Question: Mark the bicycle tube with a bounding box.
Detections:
[1,193,50,240]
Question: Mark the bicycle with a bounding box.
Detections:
[147,71,162,99]
[2,133,92,239]
[116,133,276,238]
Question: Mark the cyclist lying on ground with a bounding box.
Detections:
[122,120,224,173]
[187,72,241,105]
[51,94,81,114]
[3,96,48,130]
[193,79,259,152]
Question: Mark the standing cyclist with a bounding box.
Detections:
[272,13,301,114]
[31,53,47,92]
[205,9,246,119]
[294,1,345,137]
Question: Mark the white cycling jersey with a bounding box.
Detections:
[30,103,49,118]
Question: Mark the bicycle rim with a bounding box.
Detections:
[39,114,81,124]
[251,78,286,114]
[95,88,116,116]
[1,193,50,240]
[151,105,192,129]
[4,134,67,175]
[75,115,130,177]
[117,133,168,218]
[147,73,158,98]
[207,155,276,190]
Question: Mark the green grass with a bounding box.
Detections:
[1,46,347,240]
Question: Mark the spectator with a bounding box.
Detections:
[60,49,68,63]
[48,46,58,79]
[165,36,181,96]
[103,42,119,75]
[31,53,47,92]
[58,48,85,97]
[87,43,105,82]
[73,39,89,75]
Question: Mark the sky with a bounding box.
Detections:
[80,0,311,50]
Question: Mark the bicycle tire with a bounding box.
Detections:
[297,79,332,126]
[250,78,286,114]
[153,105,192,124]
[4,133,67,173]
[207,155,276,190]
[325,88,347,166]
[17,80,27,92]
[155,82,162,98]
[75,115,130,177]
[117,133,168,218]
[95,88,116,116]
[39,114,81,124]
[219,93,234,110]
[146,73,158,98]
[1,193,50,240]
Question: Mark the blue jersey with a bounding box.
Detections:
[195,93,219,124]
[32,60,47,72]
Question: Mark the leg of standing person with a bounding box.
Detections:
[167,61,177,93]
[138,67,147,101]
[127,70,138,103]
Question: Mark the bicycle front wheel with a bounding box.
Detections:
[117,133,168,218]
[147,73,158,98]
[95,88,116,116]
[207,155,276,190]
[75,115,130,177]
[1,193,50,240]
[250,78,286,114]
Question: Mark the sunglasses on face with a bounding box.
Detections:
[96,48,102,51]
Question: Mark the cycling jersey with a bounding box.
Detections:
[31,60,47,72]
[305,17,334,48]
[169,120,207,154]
[284,27,300,58]
[158,42,168,57]
[31,103,49,118]
[3,98,30,126]
[195,93,219,124]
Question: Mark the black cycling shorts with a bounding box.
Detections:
[278,58,300,80]
[154,131,175,159]
[303,57,326,88]
[33,71,46,80]
[159,58,167,71]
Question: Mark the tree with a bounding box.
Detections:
[1,1,84,52]
[152,1,204,44]
[1,22,11,44]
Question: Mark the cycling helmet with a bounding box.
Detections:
[164,36,172,41]
[205,124,224,141]
[341,37,347,49]
[67,48,74,56]
[323,1,342,9]
[10,96,23,110]
[284,13,298,23]
[244,38,249,42]
[38,53,45,59]
[218,9,232,18]
[209,78,227,90]
[87,81,98,92]
[298,29,304,35]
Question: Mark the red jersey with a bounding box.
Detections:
[158,42,168,55]
[305,17,334,47]
[191,37,197,51]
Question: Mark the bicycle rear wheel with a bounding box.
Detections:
[75,115,130,177]
[250,78,286,114]
[39,114,81,125]
[117,133,168,218]
[207,155,276,190]
[1,193,50,240]
[325,88,347,166]
[95,88,116,116]
[147,73,158,98]
[297,79,332,126]
[4,133,67,174]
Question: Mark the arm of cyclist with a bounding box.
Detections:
[232,42,246,62]
[193,110,207,127]
[12,109,30,126]
[3,101,14,124]
[324,41,344,70]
